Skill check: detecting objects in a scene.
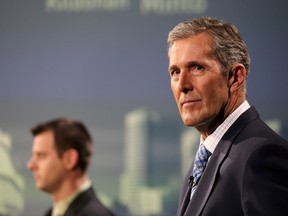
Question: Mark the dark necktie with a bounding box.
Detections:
[190,144,211,199]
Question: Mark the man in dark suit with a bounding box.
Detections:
[27,118,114,216]
[167,17,288,215]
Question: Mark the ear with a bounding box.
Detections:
[63,148,79,171]
[228,64,247,93]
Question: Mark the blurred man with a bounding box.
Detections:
[167,17,288,215]
[27,118,114,216]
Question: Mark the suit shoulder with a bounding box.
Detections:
[66,187,115,216]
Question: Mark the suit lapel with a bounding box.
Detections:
[178,185,192,216]
[184,106,259,216]
[44,208,52,216]
[184,139,231,216]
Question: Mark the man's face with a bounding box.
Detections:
[27,130,67,193]
[168,33,230,133]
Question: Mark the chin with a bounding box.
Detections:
[182,115,203,127]
[182,118,196,126]
[36,184,43,189]
[36,183,45,190]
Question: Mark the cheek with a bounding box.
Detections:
[202,83,229,110]
[206,79,229,99]
[44,158,63,172]
[171,85,180,101]
[45,162,66,182]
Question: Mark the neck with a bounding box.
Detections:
[51,172,88,203]
[197,94,246,140]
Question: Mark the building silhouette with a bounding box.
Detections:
[119,109,181,216]
[180,128,199,178]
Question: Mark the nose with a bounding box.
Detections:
[26,158,35,170]
[178,70,193,93]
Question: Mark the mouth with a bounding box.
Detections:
[181,99,201,107]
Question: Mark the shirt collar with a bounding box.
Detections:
[52,179,91,216]
[202,100,250,154]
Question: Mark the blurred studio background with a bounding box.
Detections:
[1,0,288,215]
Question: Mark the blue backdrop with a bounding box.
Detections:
[1,0,288,215]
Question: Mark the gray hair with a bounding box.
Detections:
[167,17,250,76]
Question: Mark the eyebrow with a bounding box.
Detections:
[168,60,202,71]
[168,65,178,73]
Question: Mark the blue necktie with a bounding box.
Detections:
[190,144,211,198]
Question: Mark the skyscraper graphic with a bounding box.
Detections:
[119,109,181,216]
[119,109,160,215]
[180,128,199,177]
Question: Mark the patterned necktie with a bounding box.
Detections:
[190,144,211,198]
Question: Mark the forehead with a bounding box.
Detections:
[169,33,213,58]
[32,130,56,152]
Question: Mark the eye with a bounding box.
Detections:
[36,152,46,159]
[169,68,180,77]
[190,64,204,75]
[195,65,203,70]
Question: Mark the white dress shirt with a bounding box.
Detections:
[202,100,250,154]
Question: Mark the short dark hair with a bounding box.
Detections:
[31,118,93,172]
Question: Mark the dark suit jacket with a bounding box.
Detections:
[177,106,288,216]
[45,187,114,216]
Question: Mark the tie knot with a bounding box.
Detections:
[198,144,211,159]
